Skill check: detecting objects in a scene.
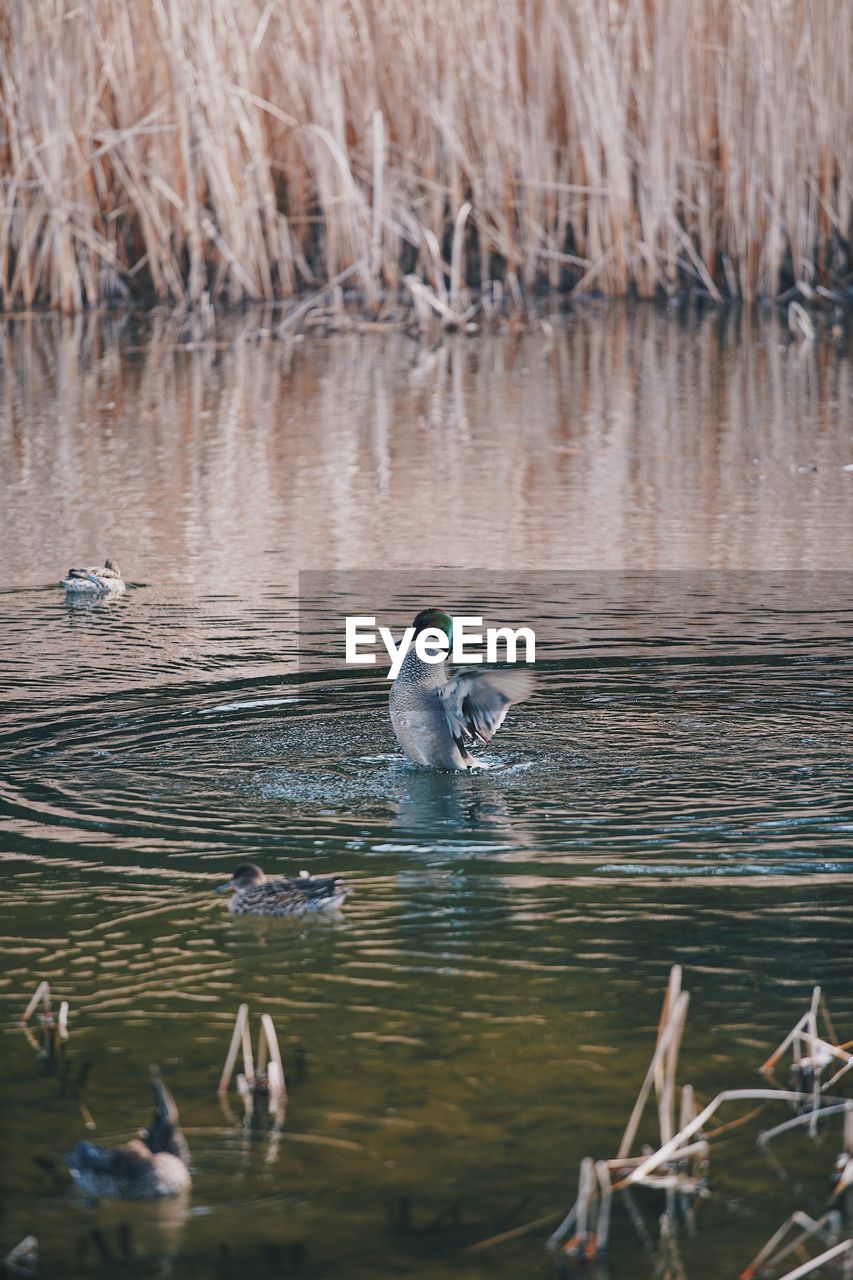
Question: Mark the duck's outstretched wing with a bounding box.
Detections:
[437,668,534,745]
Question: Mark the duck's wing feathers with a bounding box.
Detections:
[437,668,534,744]
[293,873,349,906]
[248,875,349,912]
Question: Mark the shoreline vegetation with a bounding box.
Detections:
[1,1,852,318]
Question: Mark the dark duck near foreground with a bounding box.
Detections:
[217,864,350,916]
[62,558,125,594]
[66,1070,190,1199]
[389,608,534,769]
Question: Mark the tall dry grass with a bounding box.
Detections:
[1,0,851,312]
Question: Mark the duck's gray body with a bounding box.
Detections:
[389,649,533,770]
[66,1074,190,1200]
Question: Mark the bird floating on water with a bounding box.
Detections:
[66,1069,190,1199]
[216,864,350,916]
[389,608,534,769]
[62,558,125,594]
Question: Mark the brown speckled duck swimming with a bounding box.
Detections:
[216,864,349,916]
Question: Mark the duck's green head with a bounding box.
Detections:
[411,608,453,644]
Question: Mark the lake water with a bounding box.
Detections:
[0,307,851,1279]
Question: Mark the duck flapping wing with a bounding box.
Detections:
[437,667,534,744]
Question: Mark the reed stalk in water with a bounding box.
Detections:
[1,0,851,312]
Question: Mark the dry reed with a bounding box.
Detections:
[1,0,851,312]
[218,1003,287,1119]
[741,1212,851,1280]
[545,967,853,1267]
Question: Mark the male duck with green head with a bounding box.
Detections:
[389,608,533,769]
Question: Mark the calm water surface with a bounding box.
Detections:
[0,309,851,1279]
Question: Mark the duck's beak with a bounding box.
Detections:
[215,881,233,893]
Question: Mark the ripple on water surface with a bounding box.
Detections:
[0,580,850,1276]
[1,313,852,1276]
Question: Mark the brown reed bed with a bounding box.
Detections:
[1,0,851,314]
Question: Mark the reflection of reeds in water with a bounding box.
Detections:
[1,310,851,585]
[1,2,850,311]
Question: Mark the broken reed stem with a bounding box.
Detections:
[220,1005,285,1116]
[661,989,689,1146]
[240,1008,255,1083]
[759,1102,853,1145]
[702,1105,765,1139]
[19,981,52,1026]
[617,989,690,1159]
[449,202,472,316]
[218,1003,250,1095]
[679,1084,696,1132]
[546,1201,578,1251]
[746,1212,829,1274]
[618,1091,834,1190]
[260,1013,287,1109]
[575,1156,595,1246]
[655,966,682,1145]
[808,987,821,1135]
[820,994,839,1048]
[606,1141,709,1171]
[466,1210,564,1255]
[743,1212,840,1280]
[822,1056,853,1092]
[774,1239,853,1280]
[761,991,852,1109]
[761,1012,810,1075]
[594,1160,612,1253]
[549,970,852,1266]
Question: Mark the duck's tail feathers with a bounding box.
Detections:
[143,1067,190,1164]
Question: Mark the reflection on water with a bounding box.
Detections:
[1,307,852,586]
[0,311,851,1278]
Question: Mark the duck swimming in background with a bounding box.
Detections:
[66,1069,190,1200]
[216,864,350,916]
[389,608,534,770]
[62,559,125,593]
